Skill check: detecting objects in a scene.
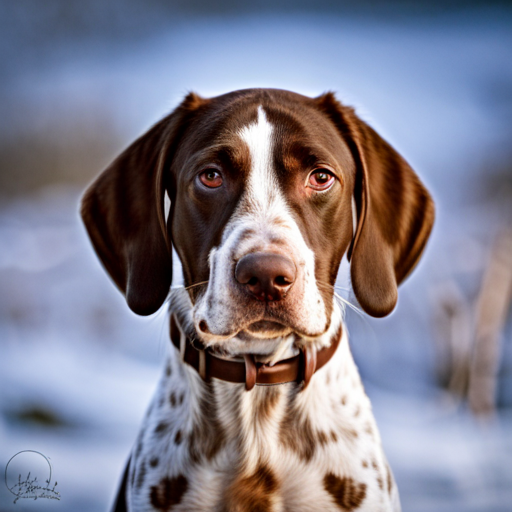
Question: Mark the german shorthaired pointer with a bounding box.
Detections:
[81,89,434,512]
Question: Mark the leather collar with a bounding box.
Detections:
[170,315,342,391]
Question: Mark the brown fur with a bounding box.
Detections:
[386,464,393,495]
[279,408,318,462]
[188,383,226,464]
[150,475,188,511]
[255,387,281,420]
[222,464,278,512]
[323,473,367,511]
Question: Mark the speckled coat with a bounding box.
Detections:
[126,316,400,512]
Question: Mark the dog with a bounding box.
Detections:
[81,88,434,512]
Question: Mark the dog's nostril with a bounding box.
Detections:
[248,277,259,286]
[275,275,291,287]
[198,320,209,333]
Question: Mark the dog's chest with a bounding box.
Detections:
[127,332,399,512]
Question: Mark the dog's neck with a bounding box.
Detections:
[146,317,374,482]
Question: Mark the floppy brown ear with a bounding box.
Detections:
[317,92,435,317]
[81,93,206,316]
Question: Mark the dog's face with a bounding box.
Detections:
[171,95,355,350]
[81,89,434,356]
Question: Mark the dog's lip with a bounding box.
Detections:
[245,320,287,333]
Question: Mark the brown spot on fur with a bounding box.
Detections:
[377,476,383,490]
[150,475,188,511]
[354,406,360,417]
[154,421,170,436]
[280,398,340,459]
[223,464,278,512]
[166,364,172,377]
[280,409,317,461]
[178,393,185,405]
[364,423,373,436]
[135,437,144,459]
[371,459,378,470]
[136,461,146,490]
[386,464,393,495]
[362,460,368,468]
[324,473,367,511]
[342,428,359,441]
[188,382,225,464]
[150,457,159,468]
[257,387,281,420]
[175,430,182,445]
[170,392,177,407]
[341,395,347,406]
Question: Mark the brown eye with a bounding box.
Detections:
[308,169,335,191]
[199,169,223,188]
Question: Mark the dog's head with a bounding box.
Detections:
[81,89,434,356]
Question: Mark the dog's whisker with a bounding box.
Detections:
[334,292,366,319]
[314,280,366,318]
[171,281,210,292]
[184,280,209,291]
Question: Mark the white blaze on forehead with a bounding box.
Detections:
[239,105,278,208]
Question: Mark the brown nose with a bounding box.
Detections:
[235,252,296,302]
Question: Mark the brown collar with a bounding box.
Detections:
[170,315,342,391]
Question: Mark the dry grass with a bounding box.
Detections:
[0,103,123,200]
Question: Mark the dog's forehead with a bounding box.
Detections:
[176,91,354,179]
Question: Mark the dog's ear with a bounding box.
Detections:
[81,92,206,316]
[316,92,435,317]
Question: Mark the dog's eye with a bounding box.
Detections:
[308,169,335,191]
[199,169,223,188]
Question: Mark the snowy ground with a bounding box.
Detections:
[1,10,512,512]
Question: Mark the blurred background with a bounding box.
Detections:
[1,0,511,510]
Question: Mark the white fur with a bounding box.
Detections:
[241,106,279,210]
